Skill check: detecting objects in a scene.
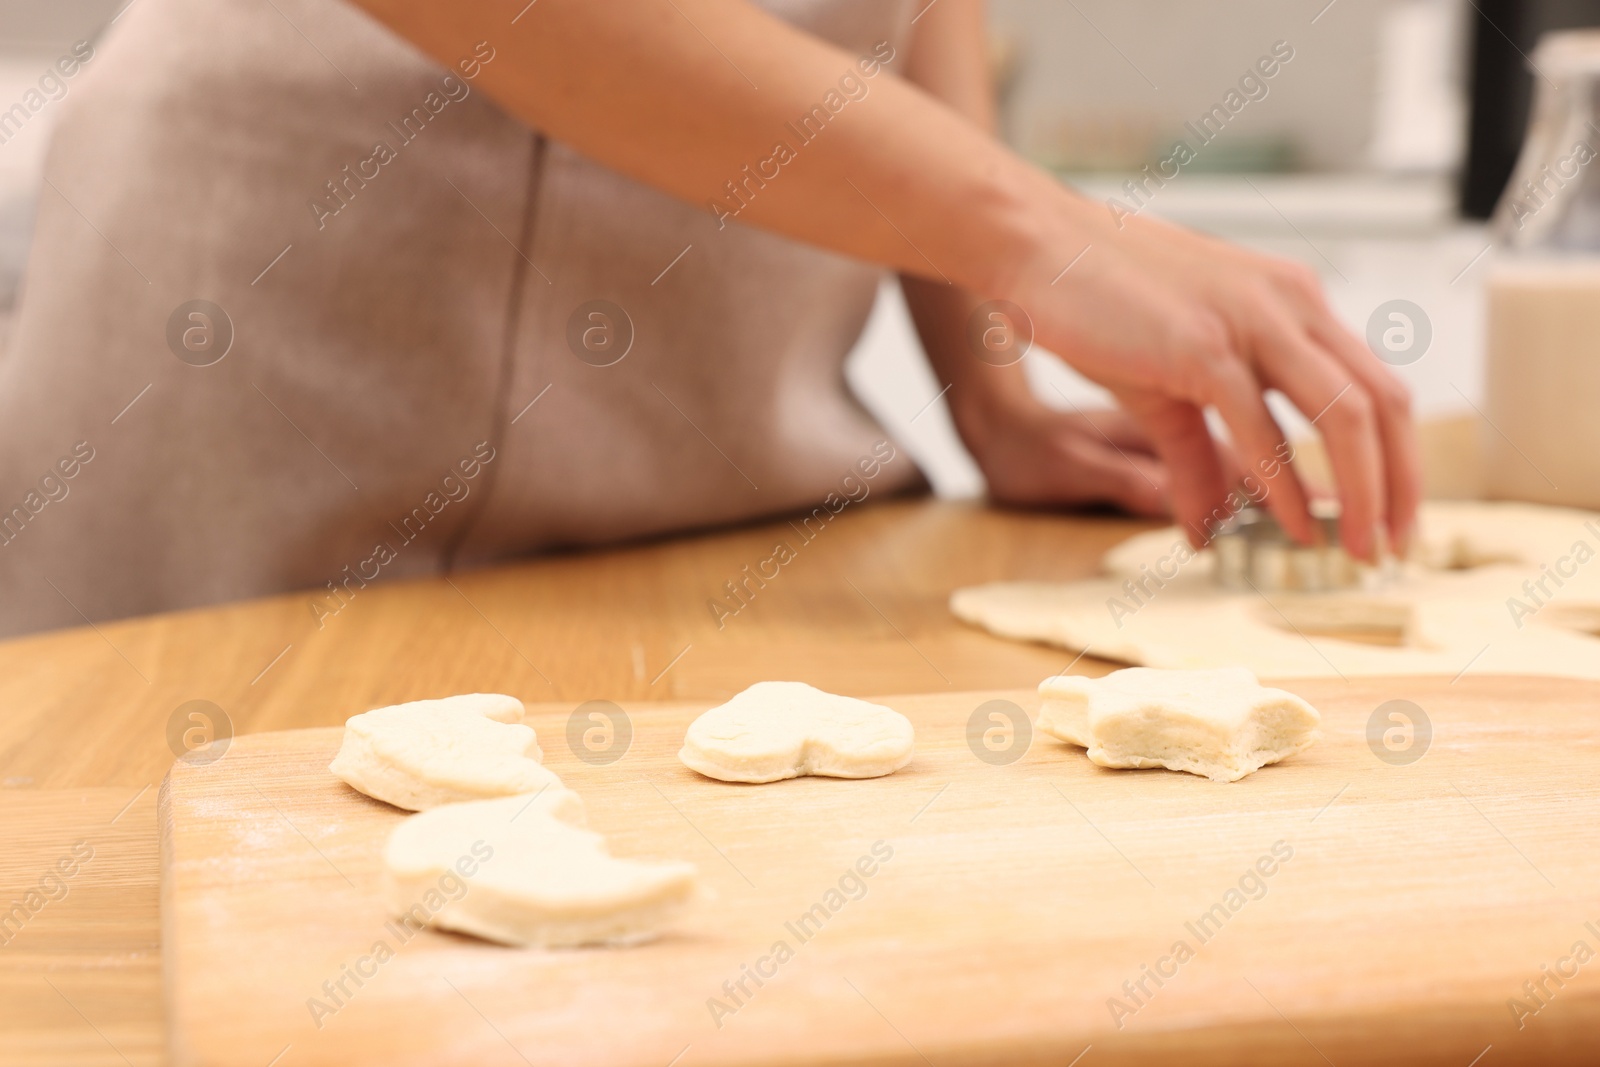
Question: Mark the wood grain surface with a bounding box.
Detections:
[0,787,161,1067]
[0,500,1127,795]
[163,678,1600,1067]
[0,418,1541,1067]
[0,499,1137,1067]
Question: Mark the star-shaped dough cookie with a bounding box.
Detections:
[1037,667,1320,782]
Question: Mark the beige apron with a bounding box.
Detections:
[0,0,923,637]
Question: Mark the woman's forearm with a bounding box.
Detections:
[895,0,1027,431]
[347,0,1081,297]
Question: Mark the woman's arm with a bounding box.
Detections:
[348,0,1419,558]
[350,0,1042,294]
[898,0,1168,518]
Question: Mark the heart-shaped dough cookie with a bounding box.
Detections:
[330,693,563,810]
[385,792,698,947]
[1038,667,1320,783]
[679,681,915,783]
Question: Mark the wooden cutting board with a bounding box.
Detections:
[161,677,1600,1066]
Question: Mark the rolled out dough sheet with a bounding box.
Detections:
[954,501,1600,680]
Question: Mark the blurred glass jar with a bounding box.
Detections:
[1485,31,1600,507]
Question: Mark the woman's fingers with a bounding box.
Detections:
[1018,221,1420,559]
[1214,433,1248,490]
[1199,358,1317,546]
[1308,314,1423,554]
[970,400,1173,517]
[1247,308,1387,560]
[1263,261,1422,554]
[1070,407,1159,455]
[1056,431,1170,517]
[1114,391,1232,547]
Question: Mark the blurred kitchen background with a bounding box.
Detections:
[1,0,1596,499]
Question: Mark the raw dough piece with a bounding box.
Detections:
[1102,500,1600,580]
[330,694,563,811]
[1411,499,1600,572]
[385,792,699,947]
[1038,667,1320,782]
[679,681,914,783]
[390,692,527,723]
[952,500,1600,680]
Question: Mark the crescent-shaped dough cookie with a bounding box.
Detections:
[385,793,698,947]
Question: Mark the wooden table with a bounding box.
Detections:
[0,497,1141,1067]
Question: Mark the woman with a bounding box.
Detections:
[0,0,1417,637]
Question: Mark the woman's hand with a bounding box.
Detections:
[954,392,1172,520]
[998,205,1420,559]
[898,1,1417,560]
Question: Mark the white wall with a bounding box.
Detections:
[988,0,1391,172]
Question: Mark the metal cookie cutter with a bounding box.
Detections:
[1212,501,1374,592]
